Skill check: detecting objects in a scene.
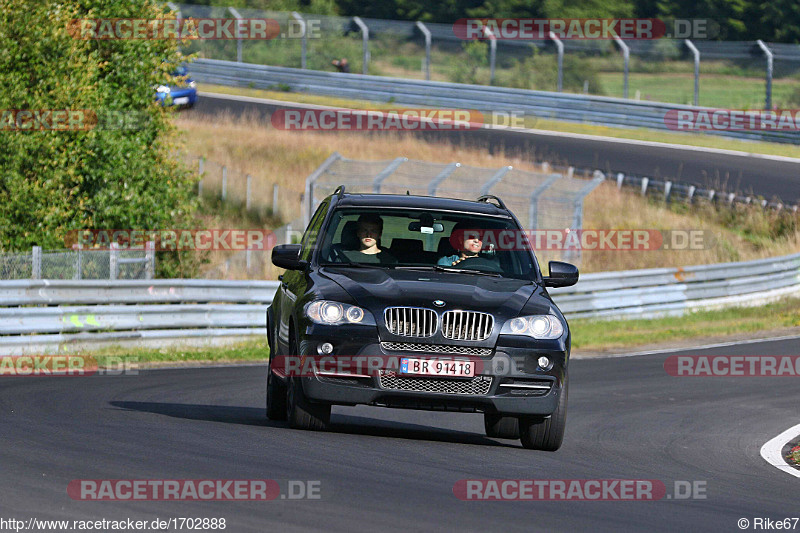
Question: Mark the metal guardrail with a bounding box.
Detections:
[1,254,798,354]
[189,58,800,144]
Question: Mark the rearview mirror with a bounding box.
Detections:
[408,221,444,233]
[542,261,579,288]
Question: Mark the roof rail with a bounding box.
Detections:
[333,185,346,201]
[476,194,507,210]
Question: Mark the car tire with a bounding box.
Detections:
[285,334,330,430]
[266,359,287,421]
[484,414,520,439]
[519,376,568,451]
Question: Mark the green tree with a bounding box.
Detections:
[0,0,198,276]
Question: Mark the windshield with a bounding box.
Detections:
[317,208,540,280]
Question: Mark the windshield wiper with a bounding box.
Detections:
[432,265,501,277]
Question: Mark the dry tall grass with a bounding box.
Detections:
[176,112,800,277]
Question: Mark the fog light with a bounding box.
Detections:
[537,356,551,369]
[318,342,334,355]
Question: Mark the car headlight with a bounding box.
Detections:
[156,85,170,93]
[188,80,197,89]
[501,315,563,339]
[306,300,374,325]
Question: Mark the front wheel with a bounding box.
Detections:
[519,376,568,451]
[286,377,330,431]
[484,414,520,439]
[266,359,287,421]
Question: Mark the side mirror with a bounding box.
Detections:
[271,244,307,271]
[542,261,579,288]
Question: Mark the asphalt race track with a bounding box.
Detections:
[193,93,800,204]
[1,337,798,532]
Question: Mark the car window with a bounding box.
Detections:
[319,208,539,280]
[300,201,328,261]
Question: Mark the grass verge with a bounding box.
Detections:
[199,83,800,159]
[787,444,800,467]
[570,296,800,352]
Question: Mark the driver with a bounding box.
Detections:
[438,223,483,266]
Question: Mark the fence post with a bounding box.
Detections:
[109,242,119,280]
[664,181,672,202]
[74,244,83,280]
[528,174,561,228]
[246,174,252,210]
[685,39,700,106]
[616,172,625,189]
[479,166,512,196]
[756,40,773,110]
[353,17,370,75]
[198,156,204,196]
[145,241,155,280]
[228,7,243,63]
[292,12,307,69]
[641,177,649,196]
[416,21,431,80]
[613,35,629,98]
[688,185,696,203]
[272,183,280,218]
[221,166,227,201]
[485,27,497,85]
[427,162,460,196]
[549,32,564,92]
[32,245,41,280]
[372,157,407,193]
[304,152,342,228]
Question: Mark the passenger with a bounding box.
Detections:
[438,223,483,266]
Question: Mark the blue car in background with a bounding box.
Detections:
[155,65,197,108]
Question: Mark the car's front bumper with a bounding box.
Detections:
[291,332,567,416]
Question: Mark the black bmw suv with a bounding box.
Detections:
[266,187,578,450]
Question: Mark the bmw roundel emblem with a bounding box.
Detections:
[433,300,445,307]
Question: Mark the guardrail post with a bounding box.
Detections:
[641,177,649,196]
[709,189,716,202]
[228,7,243,63]
[32,246,41,280]
[486,27,497,85]
[616,172,625,189]
[292,12,307,69]
[246,174,252,210]
[372,157,407,193]
[688,185,696,203]
[416,21,431,80]
[145,241,155,280]
[756,40,773,110]
[480,166,512,195]
[664,180,672,202]
[273,183,280,218]
[109,242,119,280]
[549,32,564,92]
[428,162,460,196]
[528,174,561,228]
[353,17,370,75]
[304,152,342,228]
[685,39,700,106]
[221,166,227,201]
[613,35,629,98]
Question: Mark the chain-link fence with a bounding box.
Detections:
[0,246,154,280]
[303,153,604,264]
[173,3,799,109]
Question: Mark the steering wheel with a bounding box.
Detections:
[455,256,503,273]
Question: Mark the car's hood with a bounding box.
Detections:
[320,266,539,316]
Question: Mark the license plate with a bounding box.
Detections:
[400,358,475,377]
[173,97,189,105]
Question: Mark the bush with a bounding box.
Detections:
[0,0,198,277]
